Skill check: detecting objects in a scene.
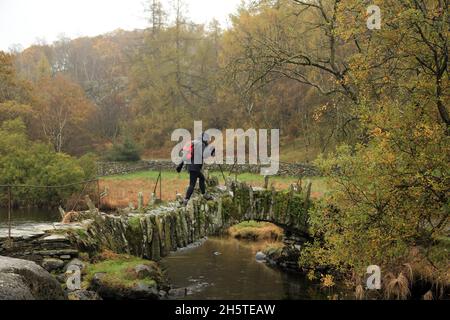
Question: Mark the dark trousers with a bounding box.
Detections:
[185,171,206,200]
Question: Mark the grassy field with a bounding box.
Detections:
[99,170,328,209]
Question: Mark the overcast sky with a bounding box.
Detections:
[0,0,243,51]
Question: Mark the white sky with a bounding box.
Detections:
[0,0,243,51]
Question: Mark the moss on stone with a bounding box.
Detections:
[221,195,238,221]
[128,216,142,232]
[84,252,163,290]
[263,242,285,260]
[163,215,172,254]
[75,228,88,239]
[287,193,308,226]
[232,183,251,218]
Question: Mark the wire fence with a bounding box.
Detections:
[0,165,166,245]
[0,178,101,246]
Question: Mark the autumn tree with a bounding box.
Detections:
[0,52,33,104]
[35,74,94,154]
[128,2,225,153]
[0,51,38,138]
[293,0,449,289]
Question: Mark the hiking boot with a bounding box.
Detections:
[203,193,213,201]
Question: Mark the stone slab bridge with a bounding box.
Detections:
[0,180,312,263]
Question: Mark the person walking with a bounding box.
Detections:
[176,132,215,205]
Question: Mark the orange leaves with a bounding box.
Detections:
[313,104,330,122]
[413,123,435,139]
[370,127,383,137]
[34,74,95,152]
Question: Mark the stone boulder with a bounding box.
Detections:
[0,273,35,300]
[134,264,160,280]
[0,256,65,300]
[255,251,267,262]
[64,258,85,272]
[89,272,159,300]
[68,289,102,300]
[42,258,65,272]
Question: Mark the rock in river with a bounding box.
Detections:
[0,255,65,300]
[255,251,267,262]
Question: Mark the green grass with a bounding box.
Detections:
[232,220,268,229]
[84,254,159,289]
[102,170,188,180]
[74,228,88,239]
[102,170,330,196]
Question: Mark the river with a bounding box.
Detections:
[0,208,60,224]
[161,236,329,300]
[1,209,330,300]
[0,208,60,237]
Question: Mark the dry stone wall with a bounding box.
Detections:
[1,182,311,263]
[97,160,319,177]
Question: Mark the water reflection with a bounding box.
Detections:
[161,237,328,300]
[0,207,60,225]
[0,208,60,237]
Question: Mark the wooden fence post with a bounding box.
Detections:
[7,186,12,247]
[159,168,162,200]
[97,178,101,210]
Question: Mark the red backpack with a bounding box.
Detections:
[182,141,194,162]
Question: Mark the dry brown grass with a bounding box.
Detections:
[228,221,284,241]
[99,178,188,209]
[96,249,122,261]
[61,211,82,223]
[355,284,365,300]
[384,271,411,300]
[423,290,434,300]
[98,178,310,209]
[403,246,449,299]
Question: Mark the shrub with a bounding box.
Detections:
[105,136,141,162]
[300,101,449,284]
[0,119,89,207]
[78,152,98,179]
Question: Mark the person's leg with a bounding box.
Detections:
[198,172,206,194]
[198,172,213,200]
[185,171,198,200]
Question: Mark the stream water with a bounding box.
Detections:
[0,208,60,237]
[0,208,60,224]
[2,209,330,300]
[161,236,329,300]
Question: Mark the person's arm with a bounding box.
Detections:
[203,143,215,159]
[176,161,184,173]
